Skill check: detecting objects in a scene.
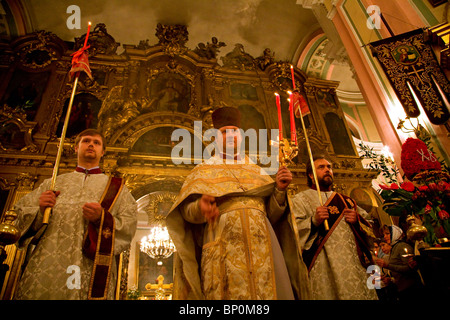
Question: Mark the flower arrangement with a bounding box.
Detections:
[378,138,450,245]
[400,137,442,181]
[380,171,450,245]
[127,286,141,300]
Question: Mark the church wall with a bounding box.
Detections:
[0,22,379,299]
[296,32,384,147]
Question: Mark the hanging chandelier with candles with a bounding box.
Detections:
[140,224,175,262]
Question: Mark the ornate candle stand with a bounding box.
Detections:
[279,138,298,167]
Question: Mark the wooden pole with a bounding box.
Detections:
[297,106,329,230]
[42,75,80,225]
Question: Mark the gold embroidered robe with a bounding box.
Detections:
[167,156,310,300]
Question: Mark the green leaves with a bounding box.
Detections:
[358,142,399,184]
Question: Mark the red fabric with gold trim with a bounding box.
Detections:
[70,45,93,80]
[302,192,373,272]
[82,176,124,299]
[292,91,310,117]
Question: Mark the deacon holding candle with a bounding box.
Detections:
[290,155,378,300]
[289,68,327,230]
[12,23,138,300]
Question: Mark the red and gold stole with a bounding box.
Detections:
[302,192,374,273]
[82,176,124,300]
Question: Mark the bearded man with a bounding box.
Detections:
[291,155,377,300]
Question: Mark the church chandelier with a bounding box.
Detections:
[140,224,175,263]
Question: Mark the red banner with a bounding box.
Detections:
[70,47,93,79]
[292,91,310,118]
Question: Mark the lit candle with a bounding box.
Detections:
[83,21,92,48]
[290,65,296,90]
[275,93,283,141]
[288,92,297,145]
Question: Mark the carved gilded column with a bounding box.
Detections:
[0,172,37,300]
[11,173,37,205]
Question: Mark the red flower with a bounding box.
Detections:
[437,181,449,191]
[400,138,441,180]
[390,183,399,190]
[424,204,432,214]
[428,182,438,192]
[413,191,425,200]
[419,185,429,192]
[438,210,449,220]
[401,182,415,192]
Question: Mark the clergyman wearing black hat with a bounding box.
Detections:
[211,106,243,160]
[166,106,311,300]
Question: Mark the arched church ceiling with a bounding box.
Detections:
[22,0,319,63]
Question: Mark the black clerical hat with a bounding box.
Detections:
[212,107,241,129]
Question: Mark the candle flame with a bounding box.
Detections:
[88,21,92,26]
[404,247,408,253]
[274,92,279,97]
[287,90,292,95]
[290,65,293,69]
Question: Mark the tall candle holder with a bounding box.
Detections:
[275,64,329,230]
[279,138,298,167]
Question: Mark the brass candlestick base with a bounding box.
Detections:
[0,210,20,290]
[406,215,428,242]
[0,210,20,247]
[279,138,298,167]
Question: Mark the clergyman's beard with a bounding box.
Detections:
[319,175,333,189]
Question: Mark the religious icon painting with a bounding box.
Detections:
[56,93,102,138]
[391,45,421,65]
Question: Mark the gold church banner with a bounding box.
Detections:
[370,29,450,125]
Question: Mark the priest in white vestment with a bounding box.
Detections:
[167,107,310,300]
[13,129,137,300]
[291,155,378,300]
